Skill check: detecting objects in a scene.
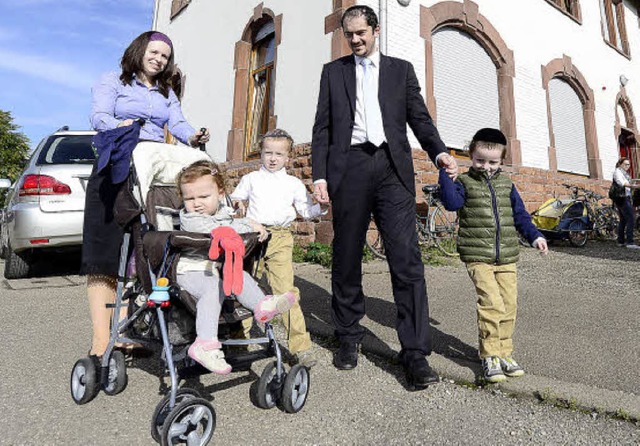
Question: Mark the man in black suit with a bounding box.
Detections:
[311,5,458,390]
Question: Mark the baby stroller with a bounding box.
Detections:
[69,141,310,445]
[530,196,590,247]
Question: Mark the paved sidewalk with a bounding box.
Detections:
[294,240,640,420]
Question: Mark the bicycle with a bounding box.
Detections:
[560,183,619,246]
[365,184,458,260]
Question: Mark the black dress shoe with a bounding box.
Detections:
[333,342,358,370]
[403,355,439,390]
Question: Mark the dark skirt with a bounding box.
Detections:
[80,162,125,276]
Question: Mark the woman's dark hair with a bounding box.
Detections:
[341,5,379,29]
[616,157,630,168]
[120,31,175,98]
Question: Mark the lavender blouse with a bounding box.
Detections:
[90,72,195,145]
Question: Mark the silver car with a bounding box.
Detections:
[0,128,96,279]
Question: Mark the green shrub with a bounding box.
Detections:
[293,242,377,268]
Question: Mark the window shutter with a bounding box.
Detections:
[548,78,588,175]
[432,28,500,150]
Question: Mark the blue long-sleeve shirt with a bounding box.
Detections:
[438,169,543,246]
[90,72,195,145]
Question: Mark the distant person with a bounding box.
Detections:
[231,129,326,366]
[438,128,548,383]
[311,5,458,390]
[176,159,296,374]
[611,157,640,249]
[82,31,209,359]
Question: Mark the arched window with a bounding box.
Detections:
[541,57,601,178]
[228,6,281,162]
[245,20,276,158]
[548,78,588,175]
[432,27,500,151]
[420,1,521,165]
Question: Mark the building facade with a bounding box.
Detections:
[154,0,640,242]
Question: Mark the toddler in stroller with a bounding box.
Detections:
[175,159,296,374]
[70,142,311,445]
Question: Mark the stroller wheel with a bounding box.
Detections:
[151,388,201,443]
[103,350,128,396]
[568,220,588,247]
[160,398,215,446]
[255,361,279,409]
[70,357,100,405]
[280,364,310,414]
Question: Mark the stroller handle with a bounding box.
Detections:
[198,127,207,152]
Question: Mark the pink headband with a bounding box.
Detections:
[149,32,173,49]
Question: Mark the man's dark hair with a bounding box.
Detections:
[341,5,379,29]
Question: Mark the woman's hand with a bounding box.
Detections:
[117,119,135,128]
[189,128,210,147]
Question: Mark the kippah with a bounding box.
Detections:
[472,128,507,145]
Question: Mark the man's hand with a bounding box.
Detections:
[438,153,459,179]
[313,182,330,204]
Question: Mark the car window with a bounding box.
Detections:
[36,135,96,165]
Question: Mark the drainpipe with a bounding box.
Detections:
[379,0,387,54]
[152,0,161,30]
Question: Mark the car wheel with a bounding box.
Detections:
[4,242,32,279]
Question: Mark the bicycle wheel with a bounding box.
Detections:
[594,206,618,240]
[568,220,588,247]
[429,206,458,256]
[365,217,386,260]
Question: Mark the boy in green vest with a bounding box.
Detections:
[438,128,548,383]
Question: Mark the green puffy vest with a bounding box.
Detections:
[456,169,519,264]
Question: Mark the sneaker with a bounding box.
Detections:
[292,350,318,368]
[482,356,506,383]
[254,291,297,323]
[625,244,640,250]
[499,356,525,377]
[188,338,232,375]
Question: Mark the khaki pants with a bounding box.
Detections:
[242,227,311,353]
[465,262,518,359]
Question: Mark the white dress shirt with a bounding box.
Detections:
[352,51,386,146]
[231,166,323,227]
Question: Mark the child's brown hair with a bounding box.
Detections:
[176,160,225,197]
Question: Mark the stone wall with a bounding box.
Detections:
[222,144,613,246]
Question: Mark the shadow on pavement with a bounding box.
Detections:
[295,275,481,387]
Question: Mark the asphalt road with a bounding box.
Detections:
[1,243,639,445]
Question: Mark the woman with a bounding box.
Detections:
[612,157,640,249]
[82,31,209,357]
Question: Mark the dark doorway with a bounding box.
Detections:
[618,128,636,178]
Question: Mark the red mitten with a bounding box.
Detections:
[209,227,245,296]
[208,226,237,260]
[221,235,245,295]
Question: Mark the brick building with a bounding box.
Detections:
[153,0,640,244]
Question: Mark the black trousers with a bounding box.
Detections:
[330,142,431,356]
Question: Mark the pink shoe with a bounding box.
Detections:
[254,291,297,323]
[188,337,232,375]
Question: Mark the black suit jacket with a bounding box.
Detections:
[311,54,447,197]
